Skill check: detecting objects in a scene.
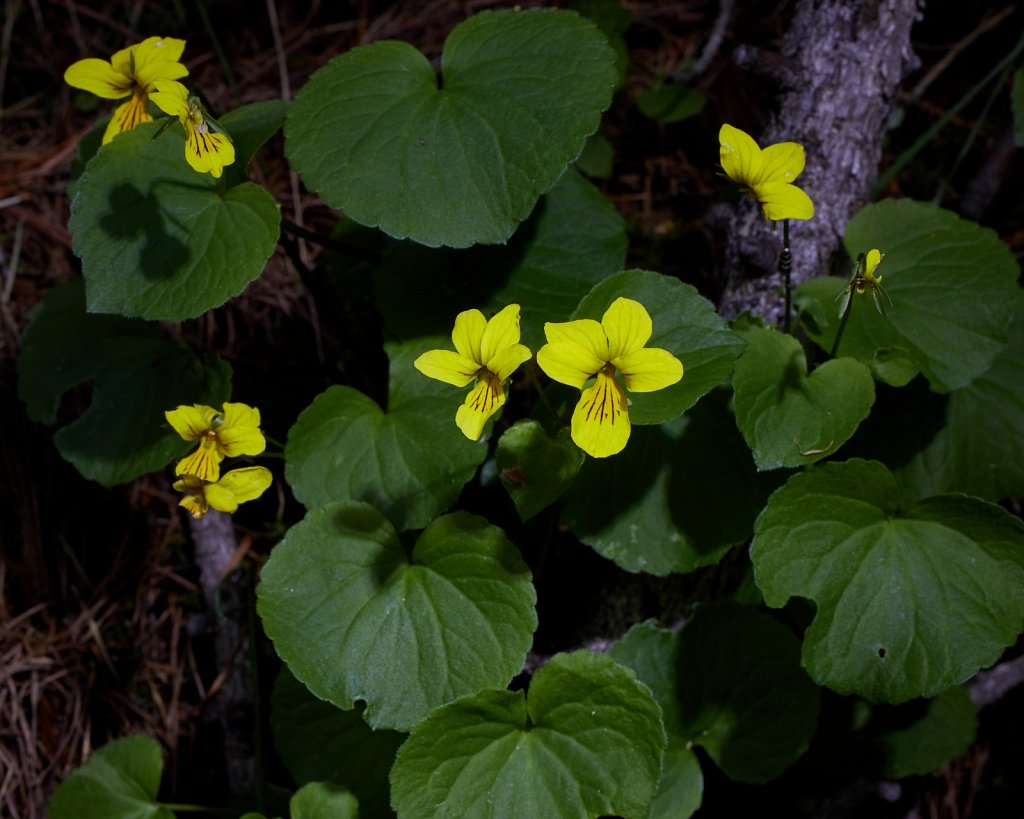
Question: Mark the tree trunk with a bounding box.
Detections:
[718,0,923,322]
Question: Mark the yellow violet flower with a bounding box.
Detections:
[838,248,891,315]
[174,467,273,519]
[719,123,814,221]
[149,79,235,178]
[165,402,266,482]
[414,304,532,441]
[64,36,188,145]
[537,297,683,459]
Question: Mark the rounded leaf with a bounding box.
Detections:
[285,8,616,247]
[752,459,1024,703]
[257,502,537,731]
[390,651,666,819]
[69,121,280,320]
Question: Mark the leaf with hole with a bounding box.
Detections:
[752,459,1024,703]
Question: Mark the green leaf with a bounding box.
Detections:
[611,606,820,787]
[373,168,627,352]
[561,392,781,575]
[732,324,876,470]
[873,686,978,778]
[17,279,231,486]
[219,99,290,172]
[271,668,403,818]
[573,270,745,424]
[895,292,1024,501]
[257,502,537,732]
[285,339,487,531]
[390,651,666,819]
[69,121,280,320]
[290,782,359,819]
[47,735,173,819]
[752,459,1024,703]
[574,132,614,179]
[285,8,616,248]
[801,200,1020,392]
[607,622,704,818]
[636,78,707,123]
[495,420,584,521]
[1012,68,1024,147]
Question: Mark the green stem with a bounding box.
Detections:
[157,803,222,813]
[780,219,793,333]
[191,0,238,93]
[280,219,381,262]
[830,293,854,358]
[873,29,1024,195]
[527,360,559,422]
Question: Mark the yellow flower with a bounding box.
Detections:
[838,248,891,315]
[414,304,533,441]
[165,402,266,482]
[174,467,273,519]
[536,298,683,458]
[719,123,814,221]
[64,36,188,144]
[149,79,235,178]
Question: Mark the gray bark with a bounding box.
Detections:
[716,0,923,322]
[189,510,255,792]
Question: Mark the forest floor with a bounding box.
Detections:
[2,1,1023,817]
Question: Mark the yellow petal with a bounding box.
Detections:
[132,37,189,90]
[719,123,764,188]
[179,492,208,519]
[414,349,479,387]
[753,181,815,221]
[613,347,683,392]
[64,58,132,99]
[571,371,631,458]
[537,341,604,389]
[455,371,505,440]
[602,298,653,359]
[149,79,189,118]
[866,248,882,276]
[166,404,218,440]
[479,304,522,365]
[206,467,273,513]
[451,309,487,365]
[217,403,265,457]
[102,93,152,143]
[757,142,806,185]
[184,128,235,178]
[176,438,223,482]
[488,343,532,381]
[543,318,609,361]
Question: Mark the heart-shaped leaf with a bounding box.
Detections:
[611,606,820,787]
[800,200,1019,392]
[895,292,1024,501]
[573,270,745,424]
[495,420,584,521]
[47,735,172,819]
[390,651,666,819]
[285,340,487,532]
[872,686,977,779]
[69,120,280,320]
[257,502,537,732]
[285,8,616,248]
[373,167,627,352]
[752,459,1024,703]
[271,668,403,818]
[17,279,231,486]
[561,392,781,575]
[732,324,875,470]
